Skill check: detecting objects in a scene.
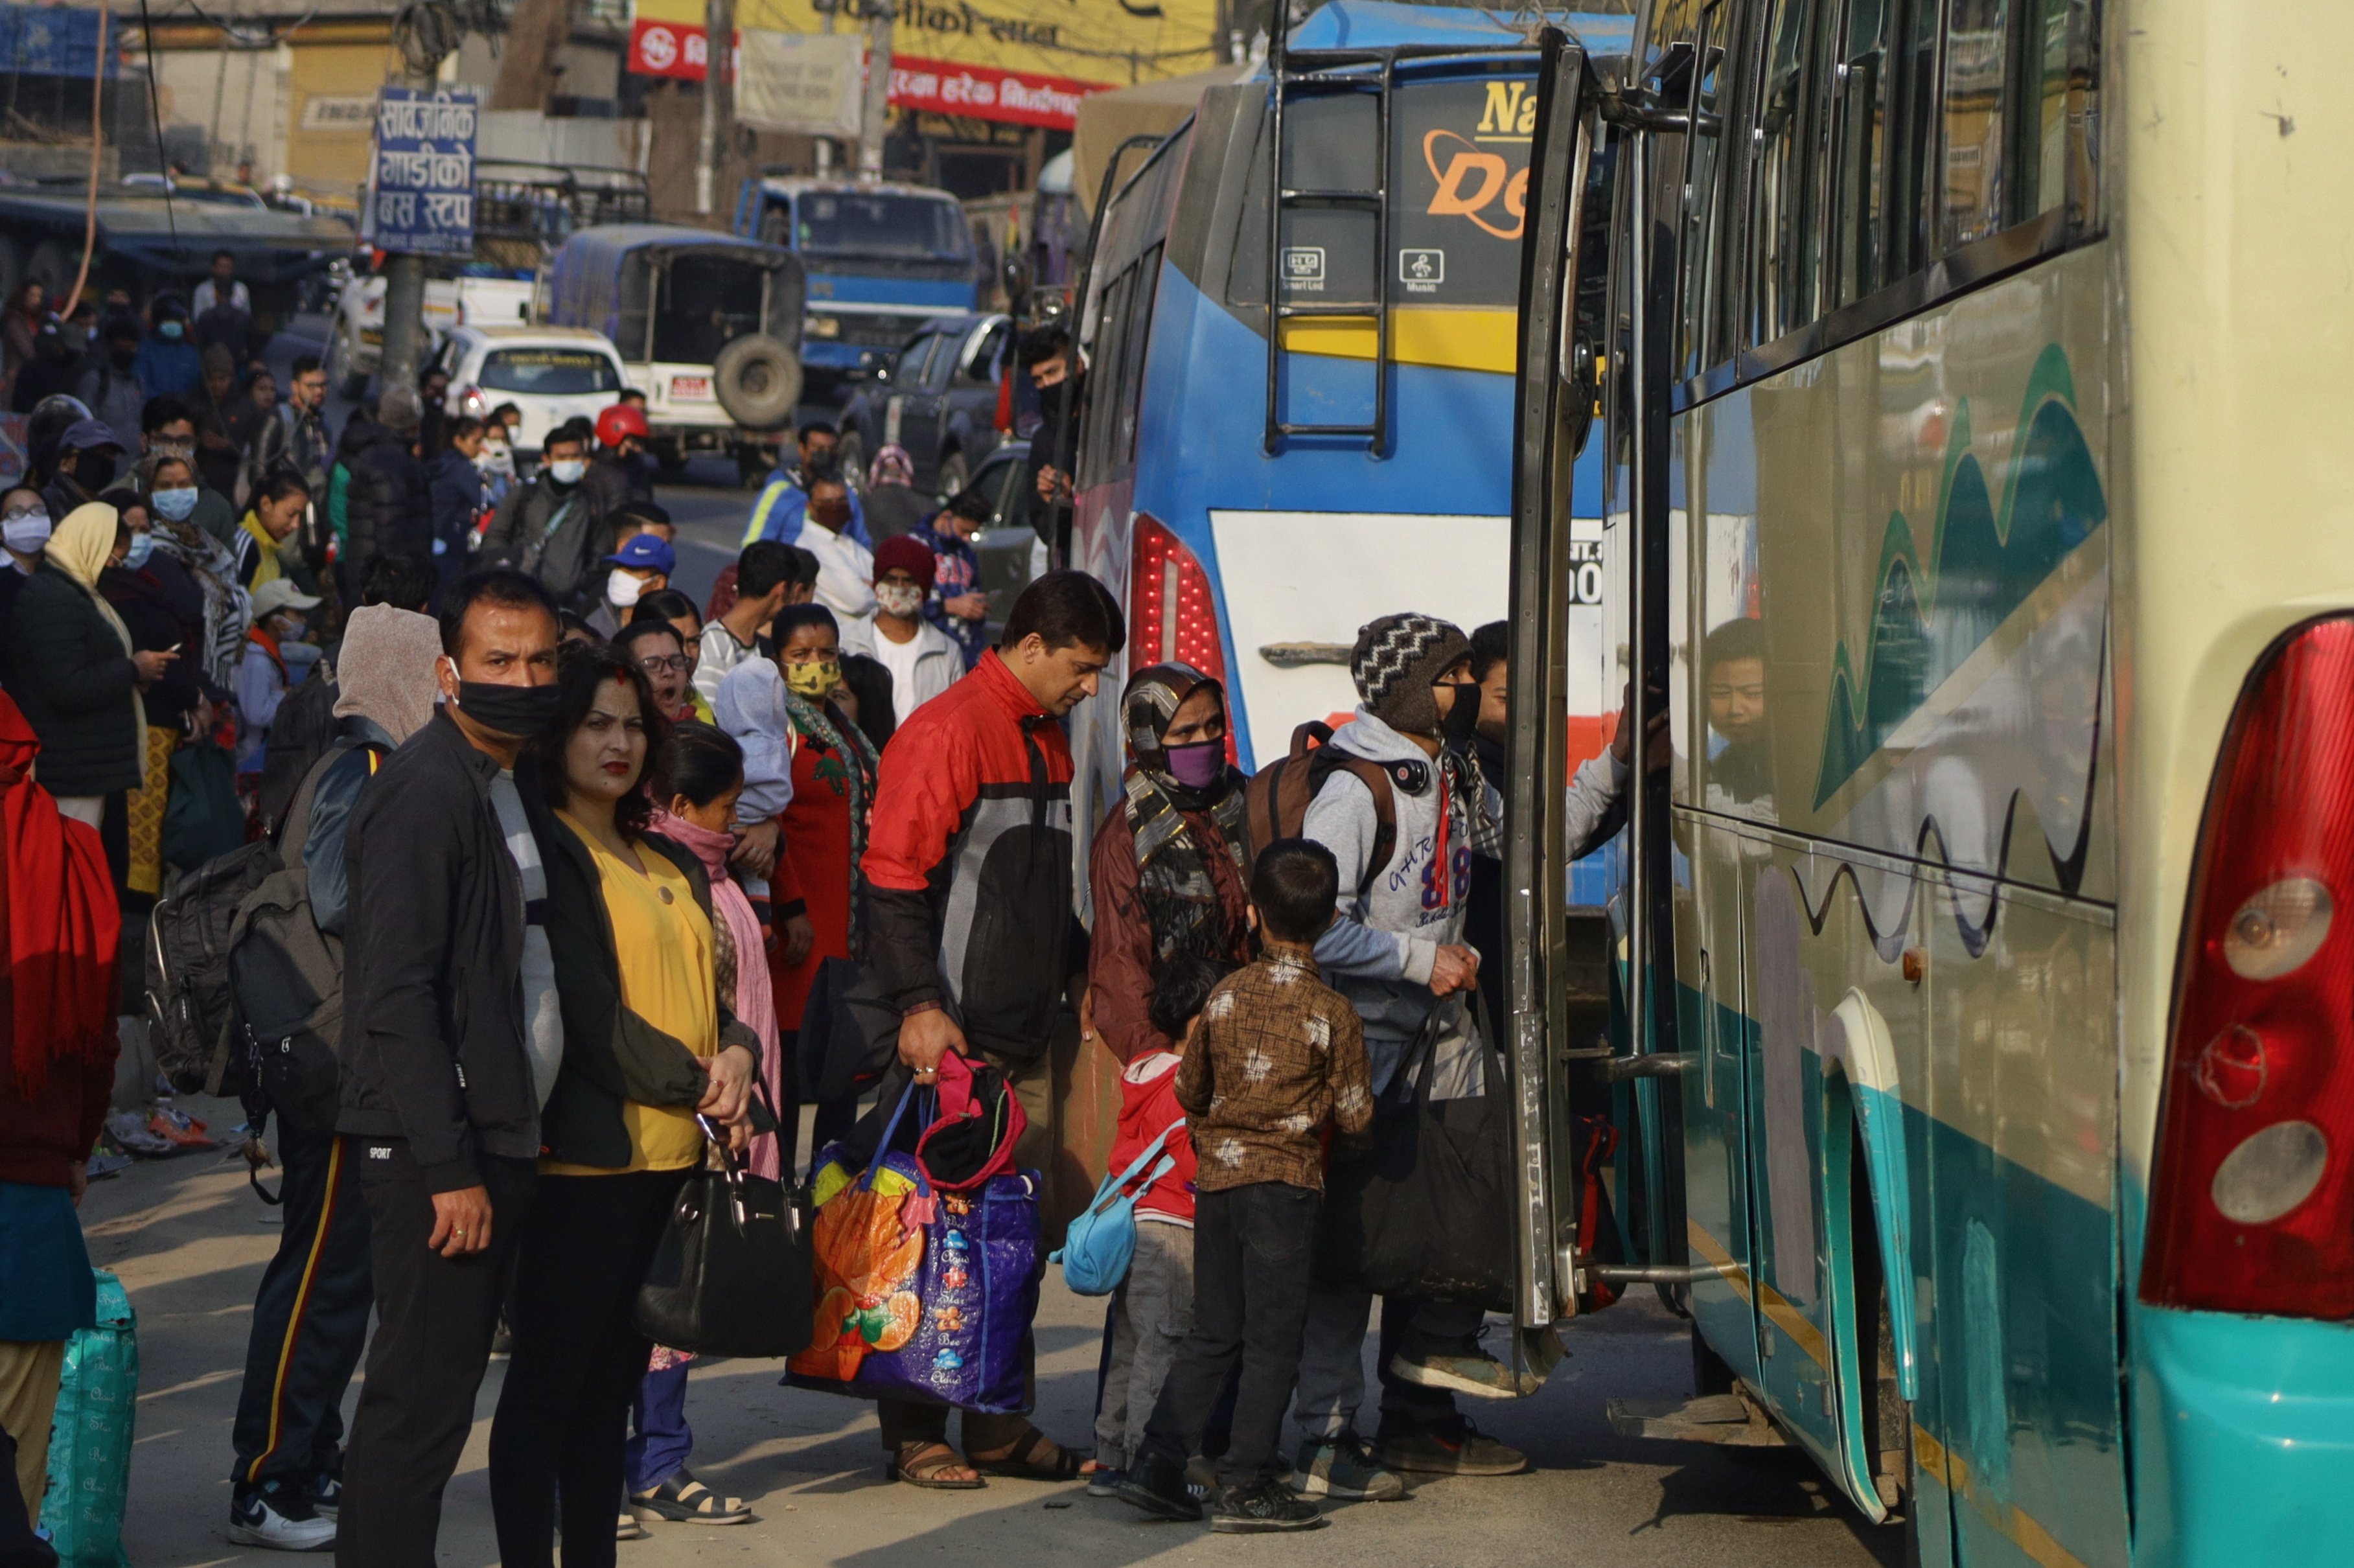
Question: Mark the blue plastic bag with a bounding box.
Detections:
[41,1269,137,1568]
[1052,1120,1184,1297]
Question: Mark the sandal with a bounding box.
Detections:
[967,1427,1085,1482]
[888,1440,986,1490]
[629,1469,752,1525]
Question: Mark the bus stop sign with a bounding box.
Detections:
[363,87,479,258]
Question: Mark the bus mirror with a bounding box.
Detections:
[1001,253,1033,305]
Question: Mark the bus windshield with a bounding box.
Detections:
[794,192,973,263]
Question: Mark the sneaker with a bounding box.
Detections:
[303,1470,341,1517]
[1110,1446,1203,1523]
[229,1482,338,1551]
[1387,1348,1543,1400]
[1372,1420,1529,1477]
[1289,1433,1407,1501]
[1085,1466,1126,1499]
[1212,1479,1328,1534]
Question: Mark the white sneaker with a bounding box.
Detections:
[228,1484,338,1551]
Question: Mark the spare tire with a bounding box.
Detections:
[714,333,803,432]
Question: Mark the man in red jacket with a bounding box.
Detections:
[859,569,1124,1489]
[0,691,121,1535]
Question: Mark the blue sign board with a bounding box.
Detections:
[363,87,478,258]
[0,5,117,79]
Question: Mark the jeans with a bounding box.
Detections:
[1142,1182,1318,1487]
[1092,1221,1194,1471]
[1290,1286,1486,1443]
[487,1170,686,1568]
[625,1363,694,1495]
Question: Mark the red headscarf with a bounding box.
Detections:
[0,691,122,1092]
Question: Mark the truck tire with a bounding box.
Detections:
[26,239,79,297]
[714,333,802,432]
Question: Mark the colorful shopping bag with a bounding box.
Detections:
[41,1269,138,1568]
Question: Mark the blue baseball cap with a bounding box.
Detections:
[605,534,675,575]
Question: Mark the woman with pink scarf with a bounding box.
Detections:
[617,721,774,1532]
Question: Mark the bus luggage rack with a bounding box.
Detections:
[1262,36,1538,455]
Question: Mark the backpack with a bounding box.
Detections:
[255,663,340,836]
[227,742,384,1131]
[1051,1118,1184,1296]
[1242,721,1400,899]
[146,840,276,1098]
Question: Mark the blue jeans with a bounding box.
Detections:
[626,1363,693,1495]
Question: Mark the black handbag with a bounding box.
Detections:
[1314,998,1516,1310]
[634,1114,815,1358]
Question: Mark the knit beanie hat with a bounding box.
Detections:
[872,533,937,592]
[1350,612,1471,737]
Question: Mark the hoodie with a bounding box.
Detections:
[1105,1049,1195,1226]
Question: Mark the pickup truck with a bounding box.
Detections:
[322,264,537,399]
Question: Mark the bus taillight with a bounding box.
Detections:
[1128,513,1227,691]
[2142,614,2354,1319]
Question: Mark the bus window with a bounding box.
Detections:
[1677,1,1730,380]
[1082,267,1133,487]
[1831,0,1892,305]
[1886,0,1943,276]
[1748,0,1828,345]
[1118,244,1164,465]
[2013,0,2100,229]
[1942,0,2009,246]
[1277,91,1381,308]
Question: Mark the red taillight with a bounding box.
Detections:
[1127,514,1235,757]
[458,384,487,417]
[2142,614,2354,1318]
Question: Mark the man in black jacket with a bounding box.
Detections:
[341,385,433,603]
[334,569,562,1568]
[478,421,603,608]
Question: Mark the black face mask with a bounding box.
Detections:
[450,679,561,740]
[71,451,117,492]
[1441,682,1484,744]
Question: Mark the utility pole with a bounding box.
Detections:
[694,0,733,214]
[857,0,892,184]
[377,47,442,400]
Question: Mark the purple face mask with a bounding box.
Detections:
[1162,739,1225,790]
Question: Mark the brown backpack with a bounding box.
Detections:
[1242,721,1400,901]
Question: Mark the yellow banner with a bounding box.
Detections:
[632,0,1225,88]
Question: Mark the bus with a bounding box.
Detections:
[1501,5,2354,1566]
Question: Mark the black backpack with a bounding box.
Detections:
[146,842,276,1098]
[255,665,340,838]
[228,741,382,1131]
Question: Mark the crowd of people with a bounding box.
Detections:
[0,301,1665,1560]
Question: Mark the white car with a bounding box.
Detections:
[425,325,631,456]
[323,271,537,399]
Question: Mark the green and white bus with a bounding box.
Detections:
[1500,5,2354,1565]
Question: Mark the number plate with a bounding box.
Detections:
[669,375,713,402]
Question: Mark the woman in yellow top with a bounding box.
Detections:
[228,470,310,592]
[485,642,760,1568]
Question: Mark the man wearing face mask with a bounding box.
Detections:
[132,299,202,398]
[479,421,604,608]
[586,531,672,640]
[841,535,961,728]
[41,421,124,523]
[335,568,565,1568]
[0,485,52,684]
[1085,663,1254,1066]
[341,385,434,605]
[140,395,240,545]
[794,468,875,629]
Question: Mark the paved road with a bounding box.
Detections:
[91,1096,1902,1568]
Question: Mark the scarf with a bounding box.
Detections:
[649,808,783,1181]
[150,513,250,688]
[333,605,442,744]
[0,693,122,1093]
[44,503,146,752]
[1440,741,1505,862]
[1119,662,1249,963]
[246,622,288,682]
[783,688,879,947]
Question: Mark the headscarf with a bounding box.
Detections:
[0,692,122,1093]
[649,806,783,1180]
[870,444,916,487]
[333,605,443,744]
[43,503,146,748]
[783,686,879,947]
[1120,662,1249,965]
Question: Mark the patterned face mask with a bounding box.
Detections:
[875,581,925,617]
[784,658,840,699]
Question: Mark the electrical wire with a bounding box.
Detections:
[133,0,182,279]
[168,0,325,50]
[60,0,110,319]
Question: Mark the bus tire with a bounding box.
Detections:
[714,333,802,432]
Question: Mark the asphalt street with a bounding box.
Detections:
[91,1098,1903,1568]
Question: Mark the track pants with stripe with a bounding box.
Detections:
[231,1118,374,1490]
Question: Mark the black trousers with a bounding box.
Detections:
[488,1169,686,1568]
[230,1118,374,1490]
[336,1141,537,1568]
[1144,1181,1320,1487]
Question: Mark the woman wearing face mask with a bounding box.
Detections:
[713,603,879,1170]
[230,470,312,591]
[1085,663,1254,1066]
[5,503,178,855]
[97,487,224,896]
[0,485,52,676]
[137,454,253,693]
[233,577,322,771]
[132,300,202,398]
[489,645,758,1566]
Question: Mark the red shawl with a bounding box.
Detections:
[0,691,121,1092]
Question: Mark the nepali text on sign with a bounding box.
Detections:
[365,87,480,258]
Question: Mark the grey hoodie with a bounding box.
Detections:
[1305,706,1627,1090]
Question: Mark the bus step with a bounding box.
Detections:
[1606,1392,1788,1447]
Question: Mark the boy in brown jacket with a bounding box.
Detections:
[1114,838,1373,1533]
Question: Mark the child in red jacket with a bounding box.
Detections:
[1088,953,1230,1492]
